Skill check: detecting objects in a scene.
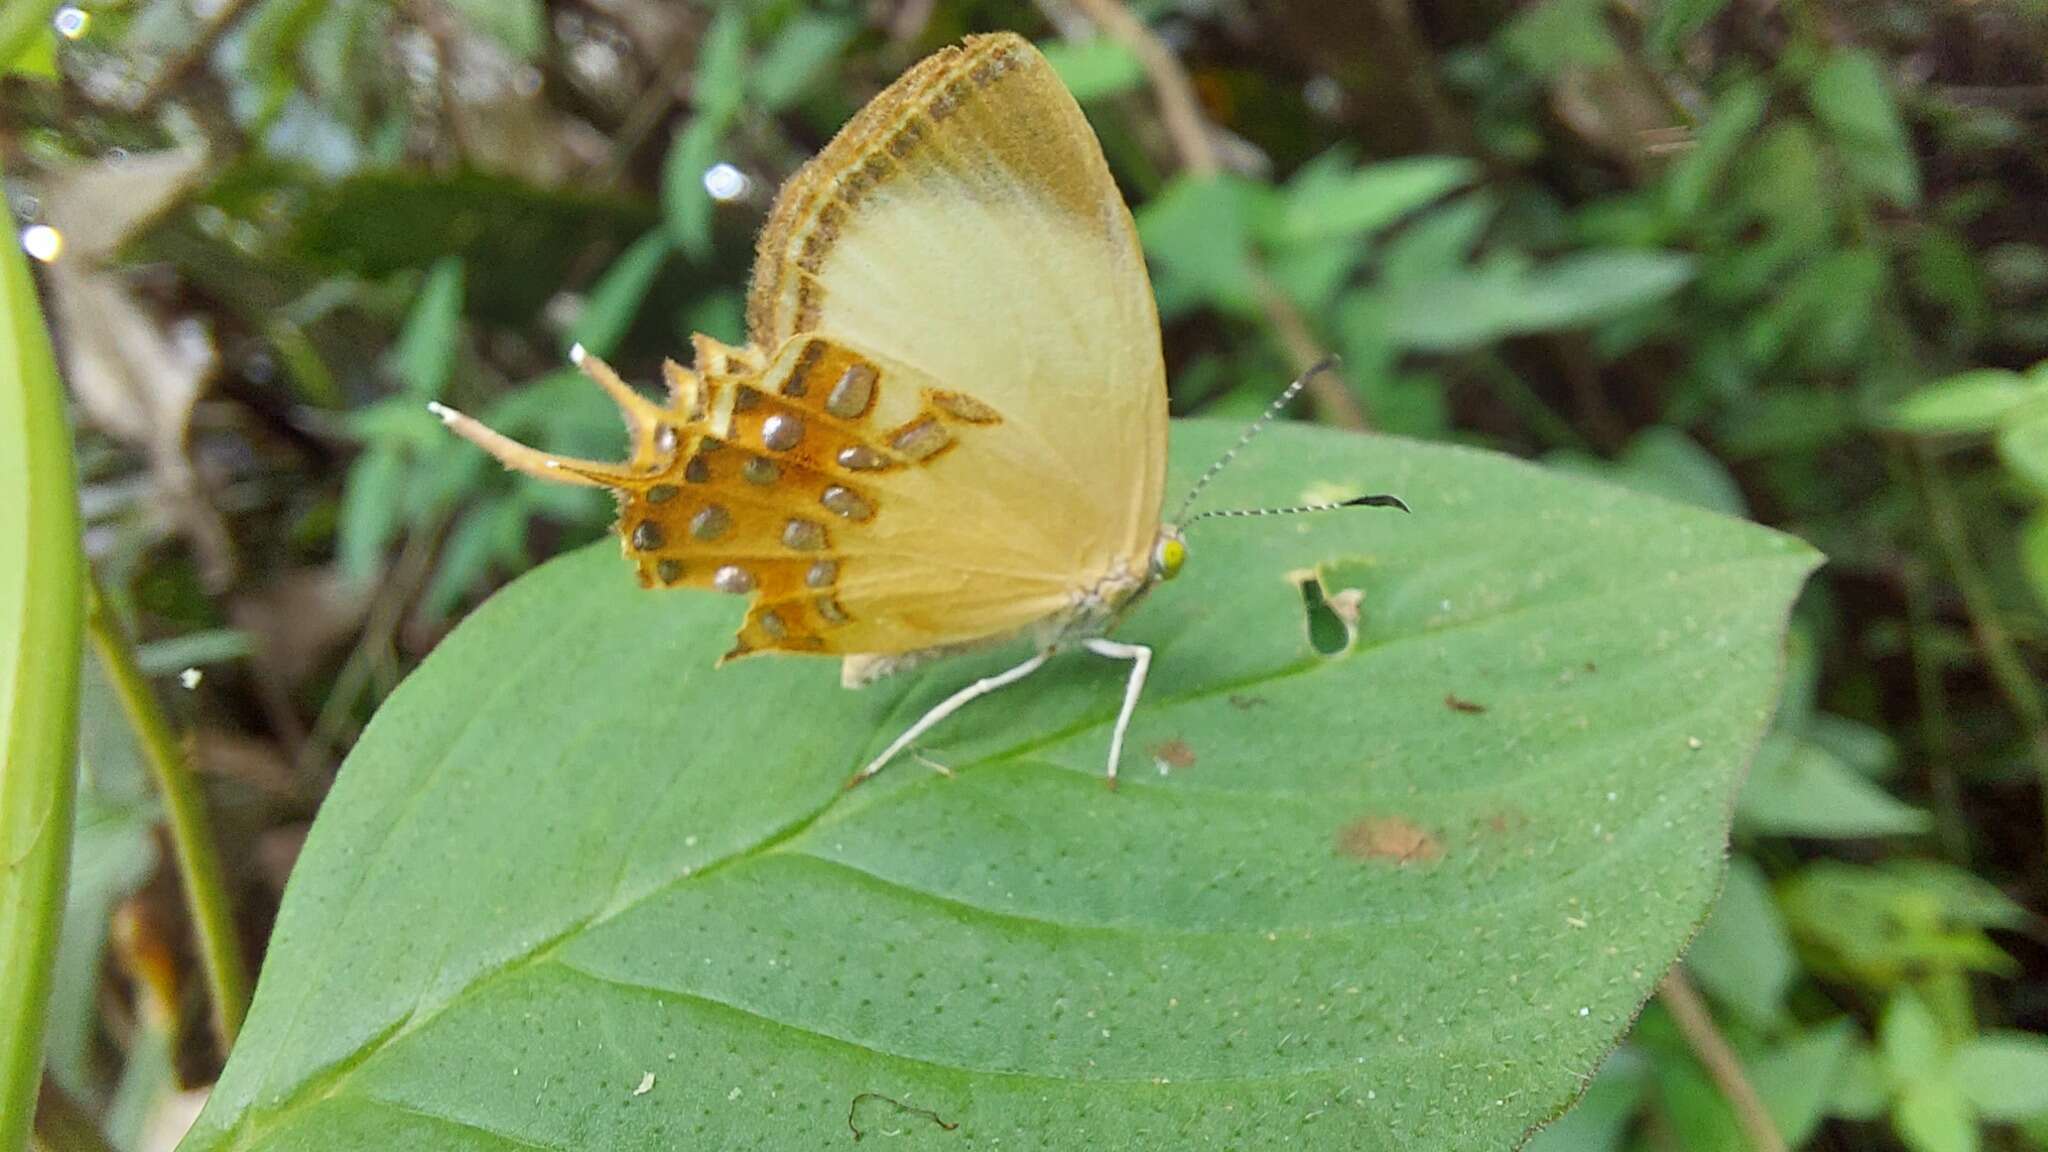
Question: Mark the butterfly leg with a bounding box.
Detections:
[1081,638,1152,790]
[848,649,1055,788]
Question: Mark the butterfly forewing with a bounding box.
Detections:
[747,33,1168,595]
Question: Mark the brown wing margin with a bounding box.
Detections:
[744,33,1030,347]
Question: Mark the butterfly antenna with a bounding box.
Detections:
[1183,493,1409,527]
[1173,356,1339,524]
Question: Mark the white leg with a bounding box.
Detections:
[850,649,1054,787]
[1082,638,1152,789]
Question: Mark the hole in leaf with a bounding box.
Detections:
[1296,573,1351,655]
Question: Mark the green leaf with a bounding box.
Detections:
[1548,428,1747,517]
[4,17,54,79]
[1274,156,1476,246]
[1388,250,1694,351]
[422,500,525,621]
[177,423,1817,1151]
[391,256,465,400]
[1738,738,1932,838]
[0,156,86,1152]
[1379,193,1497,286]
[1807,48,1921,207]
[1996,413,2048,496]
[1524,1049,1651,1152]
[1501,0,1621,77]
[750,12,853,111]
[1666,79,1768,221]
[1882,991,1950,1086]
[2023,509,2048,613]
[444,0,544,58]
[1763,1022,1858,1147]
[1038,36,1144,103]
[1686,858,1796,1025]
[1884,369,2039,435]
[46,656,157,1097]
[1897,1081,1980,1152]
[1955,1034,2048,1120]
[1782,862,2021,989]
[337,444,406,586]
[1136,175,1266,316]
[1647,0,1732,62]
[661,115,728,261]
[1832,1036,1889,1120]
[1805,712,1898,779]
[693,4,751,124]
[568,229,673,360]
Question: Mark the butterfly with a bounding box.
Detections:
[431,32,1404,787]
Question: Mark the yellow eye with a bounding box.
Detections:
[1158,537,1186,580]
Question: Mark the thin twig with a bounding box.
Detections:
[86,579,250,1055]
[1066,0,1220,177]
[409,0,476,171]
[1915,445,2048,835]
[600,29,699,187]
[1659,967,1786,1152]
[1255,278,1372,430]
[1060,0,1370,430]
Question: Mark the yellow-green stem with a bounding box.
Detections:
[86,582,249,1054]
[0,158,85,1152]
[1916,446,2048,836]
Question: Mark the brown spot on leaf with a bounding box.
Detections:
[1444,693,1487,714]
[1228,693,1269,710]
[1479,808,1529,836]
[1149,739,1196,770]
[1336,816,1444,864]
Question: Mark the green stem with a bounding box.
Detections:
[1915,446,2048,836]
[86,581,250,1054]
[0,162,85,1152]
[1473,352,1592,452]
[1888,449,1968,861]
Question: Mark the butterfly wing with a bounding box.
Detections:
[433,34,1166,664]
[746,32,1168,618]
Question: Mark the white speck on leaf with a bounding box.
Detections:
[633,1072,655,1097]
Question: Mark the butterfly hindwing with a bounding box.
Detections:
[433,34,1168,665]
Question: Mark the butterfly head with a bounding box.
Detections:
[1149,528,1188,583]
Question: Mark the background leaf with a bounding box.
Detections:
[1807,48,1921,208]
[1885,370,2042,435]
[1038,36,1145,103]
[390,257,464,400]
[1274,156,1476,246]
[1953,1034,2048,1120]
[178,422,1815,1151]
[1686,858,1797,1025]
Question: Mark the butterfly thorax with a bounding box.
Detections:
[1035,525,1185,647]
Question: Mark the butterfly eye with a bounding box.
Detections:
[1153,536,1187,581]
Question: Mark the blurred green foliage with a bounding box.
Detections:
[10,0,2048,1149]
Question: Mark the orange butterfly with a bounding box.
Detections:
[432,32,1403,786]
